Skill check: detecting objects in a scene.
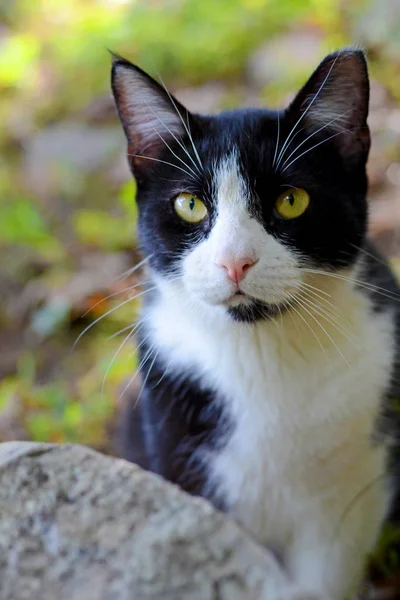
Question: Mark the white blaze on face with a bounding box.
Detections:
[211,152,257,269]
[182,150,302,308]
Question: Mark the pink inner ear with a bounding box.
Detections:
[299,52,369,134]
[113,66,185,159]
[283,51,370,165]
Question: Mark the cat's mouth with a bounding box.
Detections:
[225,290,252,306]
[223,289,292,322]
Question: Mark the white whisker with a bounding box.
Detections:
[275,53,341,170]
[288,299,328,362]
[279,108,353,171]
[272,110,281,168]
[73,284,159,349]
[136,350,159,405]
[281,129,352,173]
[118,334,154,401]
[142,92,202,175]
[150,125,199,179]
[108,323,138,340]
[127,153,195,178]
[82,280,150,318]
[294,295,351,366]
[298,282,354,330]
[301,268,400,302]
[136,86,201,177]
[297,290,359,348]
[351,244,390,268]
[101,320,143,397]
[117,254,153,281]
[156,72,204,171]
[152,359,172,389]
[299,280,331,298]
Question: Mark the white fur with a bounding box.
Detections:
[144,152,395,599]
[183,153,302,307]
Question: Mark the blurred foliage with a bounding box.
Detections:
[1,0,400,452]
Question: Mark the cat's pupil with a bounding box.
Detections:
[287,194,295,206]
[189,197,195,211]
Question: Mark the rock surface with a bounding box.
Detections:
[0,442,307,600]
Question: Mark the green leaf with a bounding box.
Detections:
[73,209,135,250]
[27,413,57,442]
[0,34,39,87]
[0,198,62,258]
[0,378,18,413]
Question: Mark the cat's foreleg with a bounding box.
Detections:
[285,509,383,600]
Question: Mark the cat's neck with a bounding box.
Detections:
[144,266,368,365]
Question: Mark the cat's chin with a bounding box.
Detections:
[227,298,285,323]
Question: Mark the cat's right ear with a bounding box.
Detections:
[111,55,190,167]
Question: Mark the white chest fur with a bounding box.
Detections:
[146,280,395,595]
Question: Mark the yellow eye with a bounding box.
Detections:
[174,193,208,223]
[275,188,310,220]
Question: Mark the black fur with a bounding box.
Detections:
[111,49,370,306]
[111,49,400,526]
[117,335,231,507]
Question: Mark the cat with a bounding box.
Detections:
[111,48,400,599]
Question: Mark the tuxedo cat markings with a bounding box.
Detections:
[111,49,400,599]
[182,151,302,316]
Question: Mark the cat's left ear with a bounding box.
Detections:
[287,48,370,165]
[111,55,193,167]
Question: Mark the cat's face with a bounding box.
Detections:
[112,49,370,322]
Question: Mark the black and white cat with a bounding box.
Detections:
[111,49,400,599]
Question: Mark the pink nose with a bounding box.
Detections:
[216,256,257,285]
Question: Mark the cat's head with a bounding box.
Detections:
[111,48,370,323]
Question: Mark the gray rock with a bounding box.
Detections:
[0,442,312,600]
